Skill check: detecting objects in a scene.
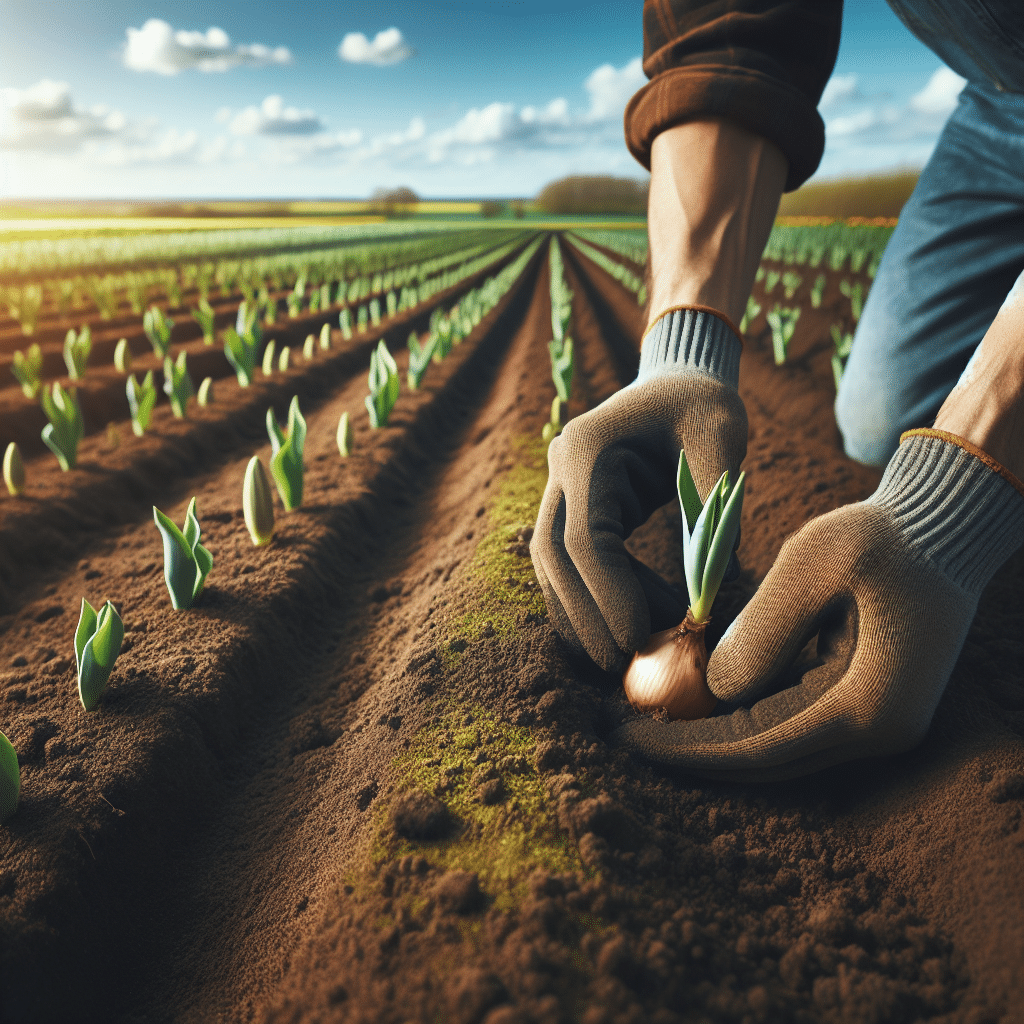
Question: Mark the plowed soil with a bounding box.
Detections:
[1,233,1021,1024]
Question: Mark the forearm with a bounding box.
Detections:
[646,118,788,330]
[933,274,1024,480]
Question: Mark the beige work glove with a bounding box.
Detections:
[531,307,747,672]
[613,431,1024,781]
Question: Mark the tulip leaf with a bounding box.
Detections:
[1,730,19,823]
[74,598,97,677]
[693,472,746,622]
[676,449,702,534]
[153,505,200,610]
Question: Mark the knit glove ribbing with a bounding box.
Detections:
[531,308,746,672]
[612,432,1024,781]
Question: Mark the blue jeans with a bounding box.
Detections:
[835,79,1024,467]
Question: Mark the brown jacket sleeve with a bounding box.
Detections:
[625,0,843,191]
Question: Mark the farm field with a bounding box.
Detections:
[0,221,1022,1024]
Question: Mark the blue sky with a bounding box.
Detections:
[0,0,967,199]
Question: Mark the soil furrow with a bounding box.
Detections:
[0,240,538,616]
[0,242,546,1024]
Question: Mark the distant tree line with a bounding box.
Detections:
[534,175,649,216]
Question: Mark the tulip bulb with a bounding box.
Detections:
[623,610,717,721]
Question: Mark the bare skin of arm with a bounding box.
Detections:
[647,117,1024,478]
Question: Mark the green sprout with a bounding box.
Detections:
[407,331,436,389]
[127,371,157,436]
[766,305,801,365]
[357,305,368,333]
[830,323,855,393]
[242,455,274,546]
[4,442,25,496]
[278,346,290,372]
[365,339,400,428]
[223,331,254,386]
[1,730,19,824]
[63,325,91,380]
[764,269,781,295]
[541,396,566,445]
[386,290,397,318]
[431,316,453,363]
[143,305,173,357]
[153,497,213,610]
[41,382,84,471]
[548,336,574,403]
[782,271,803,300]
[339,307,353,340]
[370,297,381,327]
[337,411,352,456]
[677,450,746,624]
[739,296,761,334]
[114,338,132,373]
[192,297,216,345]
[287,276,305,318]
[319,322,331,351]
[12,343,43,399]
[197,376,214,407]
[266,395,306,511]
[810,273,827,309]
[74,598,124,712]
[839,279,864,322]
[163,351,194,418]
[262,339,277,377]
[303,335,315,361]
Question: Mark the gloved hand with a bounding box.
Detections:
[531,307,747,672]
[612,431,1024,781]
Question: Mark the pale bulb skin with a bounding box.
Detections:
[623,611,717,721]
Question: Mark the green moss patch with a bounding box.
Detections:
[373,701,583,909]
[440,434,549,667]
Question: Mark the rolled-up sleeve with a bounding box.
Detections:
[625,0,843,191]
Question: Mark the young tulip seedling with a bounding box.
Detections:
[365,340,400,428]
[339,308,353,341]
[303,334,315,361]
[830,324,855,393]
[548,336,574,403]
[278,346,290,372]
[840,279,864,322]
[143,306,173,357]
[739,296,761,334]
[63,326,91,380]
[192,297,216,345]
[266,395,306,511]
[319,322,331,351]
[337,411,353,457]
[0,730,19,823]
[4,442,25,496]
[541,396,566,445]
[114,338,132,373]
[41,382,84,470]
[766,305,801,365]
[407,331,436,389]
[624,450,745,720]
[262,339,277,376]
[163,351,194,418]
[127,370,157,436]
[224,328,257,386]
[242,455,275,546]
[810,273,827,309]
[153,497,213,610]
[197,376,214,407]
[12,343,43,399]
[74,598,124,711]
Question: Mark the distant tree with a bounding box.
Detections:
[510,199,525,219]
[370,187,420,218]
[479,200,503,219]
[777,170,920,219]
[535,175,649,216]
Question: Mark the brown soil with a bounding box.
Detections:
[0,234,1021,1024]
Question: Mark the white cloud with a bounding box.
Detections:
[339,28,414,66]
[583,57,644,121]
[910,66,966,115]
[819,73,860,111]
[230,95,325,136]
[1,80,128,150]
[124,18,291,75]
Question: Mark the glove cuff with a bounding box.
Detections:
[870,432,1024,595]
[638,306,742,389]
